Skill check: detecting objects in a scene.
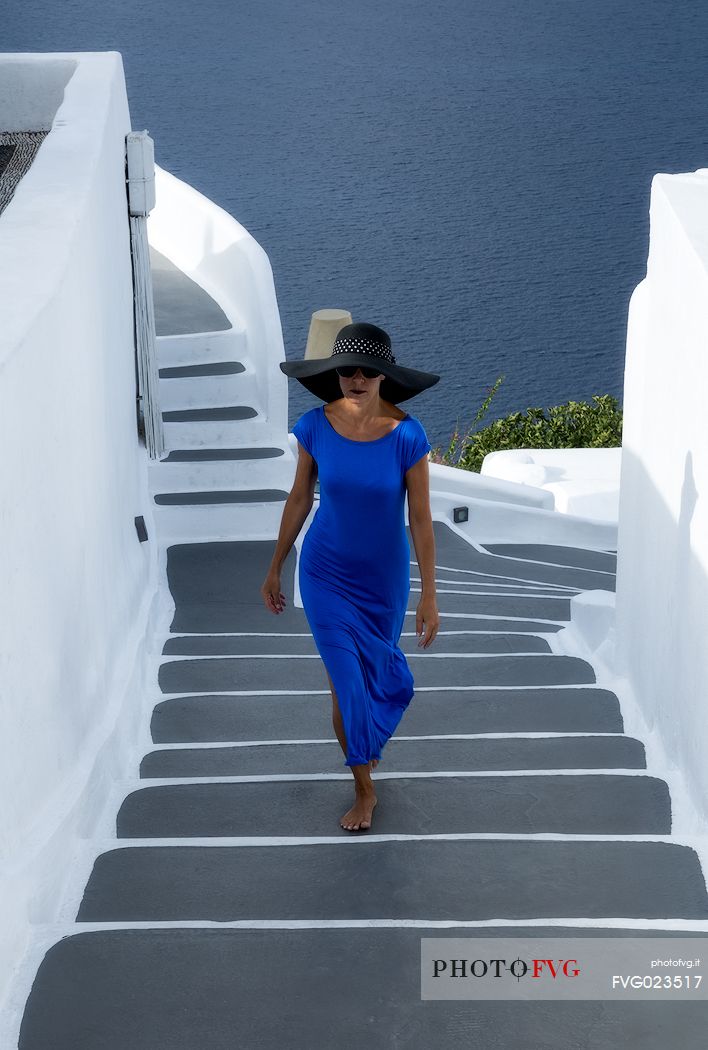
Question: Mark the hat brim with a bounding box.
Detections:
[279,352,440,404]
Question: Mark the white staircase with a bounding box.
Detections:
[148,326,293,541]
[144,167,294,543]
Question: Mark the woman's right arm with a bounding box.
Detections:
[261,442,318,613]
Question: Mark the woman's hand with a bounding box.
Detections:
[416,594,439,648]
[261,569,287,614]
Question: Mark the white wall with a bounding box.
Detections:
[0,53,160,1015]
[615,168,708,820]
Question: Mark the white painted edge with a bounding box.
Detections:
[411,572,581,589]
[77,831,704,847]
[155,627,566,639]
[414,580,582,593]
[409,587,574,597]
[155,651,579,662]
[429,559,594,582]
[406,609,569,618]
[122,768,664,785]
[153,683,613,697]
[473,548,617,573]
[43,917,708,932]
[145,732,632,749]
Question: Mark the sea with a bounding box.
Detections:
[6,0,708,451]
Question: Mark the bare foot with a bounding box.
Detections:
[340,790,378,831]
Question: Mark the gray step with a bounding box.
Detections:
[431,523,616,592]
[150,246,231,336]
[150,686,625,742]
[430,592,573,619]
[139,735,646,778]
[162,533,588,633]
[161,447,284,461]
[115,775,671,838]
[159,362,246,378]
[18,928,708,1050]
[427,568,580,591]
[157,653,596,694]
[169,605,567,634]
[167,590,574,637]
[168,598,311,634]
[76,840,707,922]
[162,405,257,422]
[416,580,582,596]
[161,632,553,656]
[163,532,615,630]
[481,542,617,574]
[154,489,288,506]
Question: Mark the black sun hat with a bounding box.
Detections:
[279,321,441,404]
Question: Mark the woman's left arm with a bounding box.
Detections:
[406,456,439,648]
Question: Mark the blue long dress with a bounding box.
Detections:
[292,402,432,768]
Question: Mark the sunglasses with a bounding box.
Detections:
[335,365,382,379]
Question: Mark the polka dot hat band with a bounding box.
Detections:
[330,329,396,364]
[279,321,441,405]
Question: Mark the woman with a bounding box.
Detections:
[261,322,441,832]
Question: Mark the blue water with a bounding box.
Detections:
[7,1,708,449]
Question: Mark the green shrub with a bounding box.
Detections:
[430,374,623,474]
